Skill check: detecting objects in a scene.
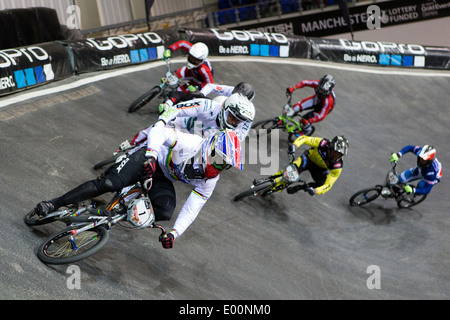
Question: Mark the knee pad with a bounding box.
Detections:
[150,189,176,221]
[95,176,116,193]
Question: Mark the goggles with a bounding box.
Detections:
[188,54,203,67]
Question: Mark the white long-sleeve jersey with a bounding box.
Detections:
[131,123,219,238]
[169,98,252,142]
[199,83,235,97]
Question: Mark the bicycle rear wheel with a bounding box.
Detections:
[128,86,161,113]
[93,155,117,170]
[37,226,109,265]
[233,180,272,201]
[397,194,427,209]
[349,186,382,206]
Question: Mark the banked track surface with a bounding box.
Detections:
[1,57,449,299]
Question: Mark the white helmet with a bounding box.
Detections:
[127,197,155,229]
[187,42,209,69]
[218,93,255,130]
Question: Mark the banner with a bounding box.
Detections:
[0,7,63,50]
[235,0,450,37]
[0,41,72,96]
[309,38,450,69]
[67,29,179,73]
[185,28,310,59]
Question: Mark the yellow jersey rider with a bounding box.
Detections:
[286,135,348,195]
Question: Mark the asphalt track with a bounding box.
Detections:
[1,56,449,300]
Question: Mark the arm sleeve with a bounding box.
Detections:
[315,168,342,195]
[200,83,235,97]
[294,80,318,89]
[398,145,420,157]
[168,40,192,54]
[197,65,214,87]
[293,136,323,148]
[167,91,205,106]
[145,124,177,158]
[307,95,335,124]
[171,177,218,238]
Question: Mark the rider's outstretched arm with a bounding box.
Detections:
[315,168,342,195]
[293,135,322,148]
[171,178,219,239]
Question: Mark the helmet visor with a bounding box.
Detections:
[224,110,243,128]
[315,86,328,97]
[188,54,203,67]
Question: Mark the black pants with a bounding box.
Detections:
[296,152,327,188]
[51,148,176,221]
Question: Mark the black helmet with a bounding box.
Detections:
[232,82,255,101]
[315,74,335,99]
[330,136,348,156]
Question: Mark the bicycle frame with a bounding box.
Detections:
[279,93,304,134]
[234,153,309,201]
[379,163,408,200]
[349,162,427,208]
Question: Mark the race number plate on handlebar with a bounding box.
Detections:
[283,164,300,183]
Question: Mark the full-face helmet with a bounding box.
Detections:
[187,42,209,69]
[218,93,255,130]
[417,145,436,168]
[315,74,335,99]
[329,136,348,162]
[200,130,243,179]
[232,82,256,101]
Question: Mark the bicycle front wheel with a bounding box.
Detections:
[128,86,161,113]
[233,181,273,201]
[37,226,109,265]
[349,186,382,206]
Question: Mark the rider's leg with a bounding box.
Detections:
[287,153,310,193]
[148,164,176,221]
[36,149,145,216]
[308,165,328,188]
[398,167,420,183]
[292,95,317,113]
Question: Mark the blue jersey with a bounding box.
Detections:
[398,145,442,194]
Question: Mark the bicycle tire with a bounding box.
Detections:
[93,155,117,170]
[128,86,161,113]
[37,226,109,265]
[251,118,284,136]
[397,194,427,209]
[233,181,273,201]
[349,186,382,206]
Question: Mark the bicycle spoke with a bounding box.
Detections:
[45,230,102,259]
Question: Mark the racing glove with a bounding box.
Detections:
[390,153,400,163]
[286,86,295,95]
[158,105,178,124]
[160,231,175,249]
[306,186,316,196]
[163,49,172,60]
[142,156,156,178]
[404,185,414,194]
